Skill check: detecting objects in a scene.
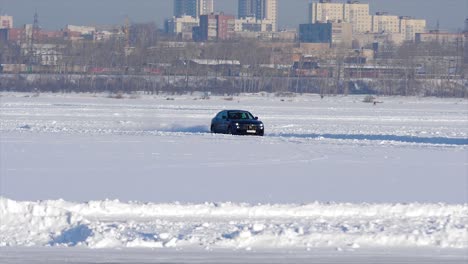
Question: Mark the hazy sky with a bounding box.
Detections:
[0,0,466,32]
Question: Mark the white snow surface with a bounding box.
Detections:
[1,197,467,249]
[0,92,467,251]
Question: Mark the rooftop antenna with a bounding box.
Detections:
[124,16,130,48]
[27,10,40,69]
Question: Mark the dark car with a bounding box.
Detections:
[211,110,264,136]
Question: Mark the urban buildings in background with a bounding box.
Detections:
[193,13,235,41]
[254,0,278,32]
[0,0,466,90]
[308,0,426,44]
[238,0,278,31]
[174,0,214,18]
[167,0,279,41]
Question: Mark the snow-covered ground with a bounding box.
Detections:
[1,197,467,249]
[0,92,467,260]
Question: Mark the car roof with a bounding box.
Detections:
[226,110,250,112]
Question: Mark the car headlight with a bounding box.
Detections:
[235,123,240,128]
[259,123,264,127]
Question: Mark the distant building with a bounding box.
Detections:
[165,16,200,39]
[0,15,13,29]
[353,31,403,47]
[256,0,278,31]
[64,25,96,40]
[193,13,235,41]
[65,25,96,35]
[0,28,22,43]
[399,16,426,42]
[237,0,277,31]
[174,0,197,18]
[234,17,273,32]
[371,12,400,34]
[344,1,372,33]
[415,31,464,45]
[20,43,64,66]
[234,30,296,42]
[371,12,425,42]
[238,0,256,19]
[174,0,214,18]
[299,21,352,48]
[0,28,8,42]
[309,1,371,33]
[309,1,425,42]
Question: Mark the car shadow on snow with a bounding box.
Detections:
[271,133,468,146]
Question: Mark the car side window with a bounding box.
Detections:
[218,111,227,120]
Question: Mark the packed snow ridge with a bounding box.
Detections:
[1,198,466,249]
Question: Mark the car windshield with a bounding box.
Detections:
[228,111,254,120]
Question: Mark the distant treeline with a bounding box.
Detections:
[0,73,466,98]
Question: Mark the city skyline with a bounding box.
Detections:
[0,0,466,32]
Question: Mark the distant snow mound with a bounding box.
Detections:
[0,197,467,249]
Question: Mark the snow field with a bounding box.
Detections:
[1,197,467,249]
[1,93,467,141]
[0,92,467,252]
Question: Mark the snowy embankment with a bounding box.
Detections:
[1,197,466,249]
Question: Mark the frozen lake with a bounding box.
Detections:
[1,93,466,203]
[0,93,467,260]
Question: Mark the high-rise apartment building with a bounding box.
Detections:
[371,12,400,34]
[174,0,213,18]
[344,2,371,33]
[199,0,214,16]
[256,0,278,31]
[399,16,426,42]
[309,0,371,33]
[238,0,256,19]
[0,15,13,29]
[238,0,277,31]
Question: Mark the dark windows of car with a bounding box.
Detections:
[227,111,254,120]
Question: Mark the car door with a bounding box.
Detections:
[219,111,229,132]
[213,111,225,132]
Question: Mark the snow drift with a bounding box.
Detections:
[1,197,466,249]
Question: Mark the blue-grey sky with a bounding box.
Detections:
[0,0,466,32]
